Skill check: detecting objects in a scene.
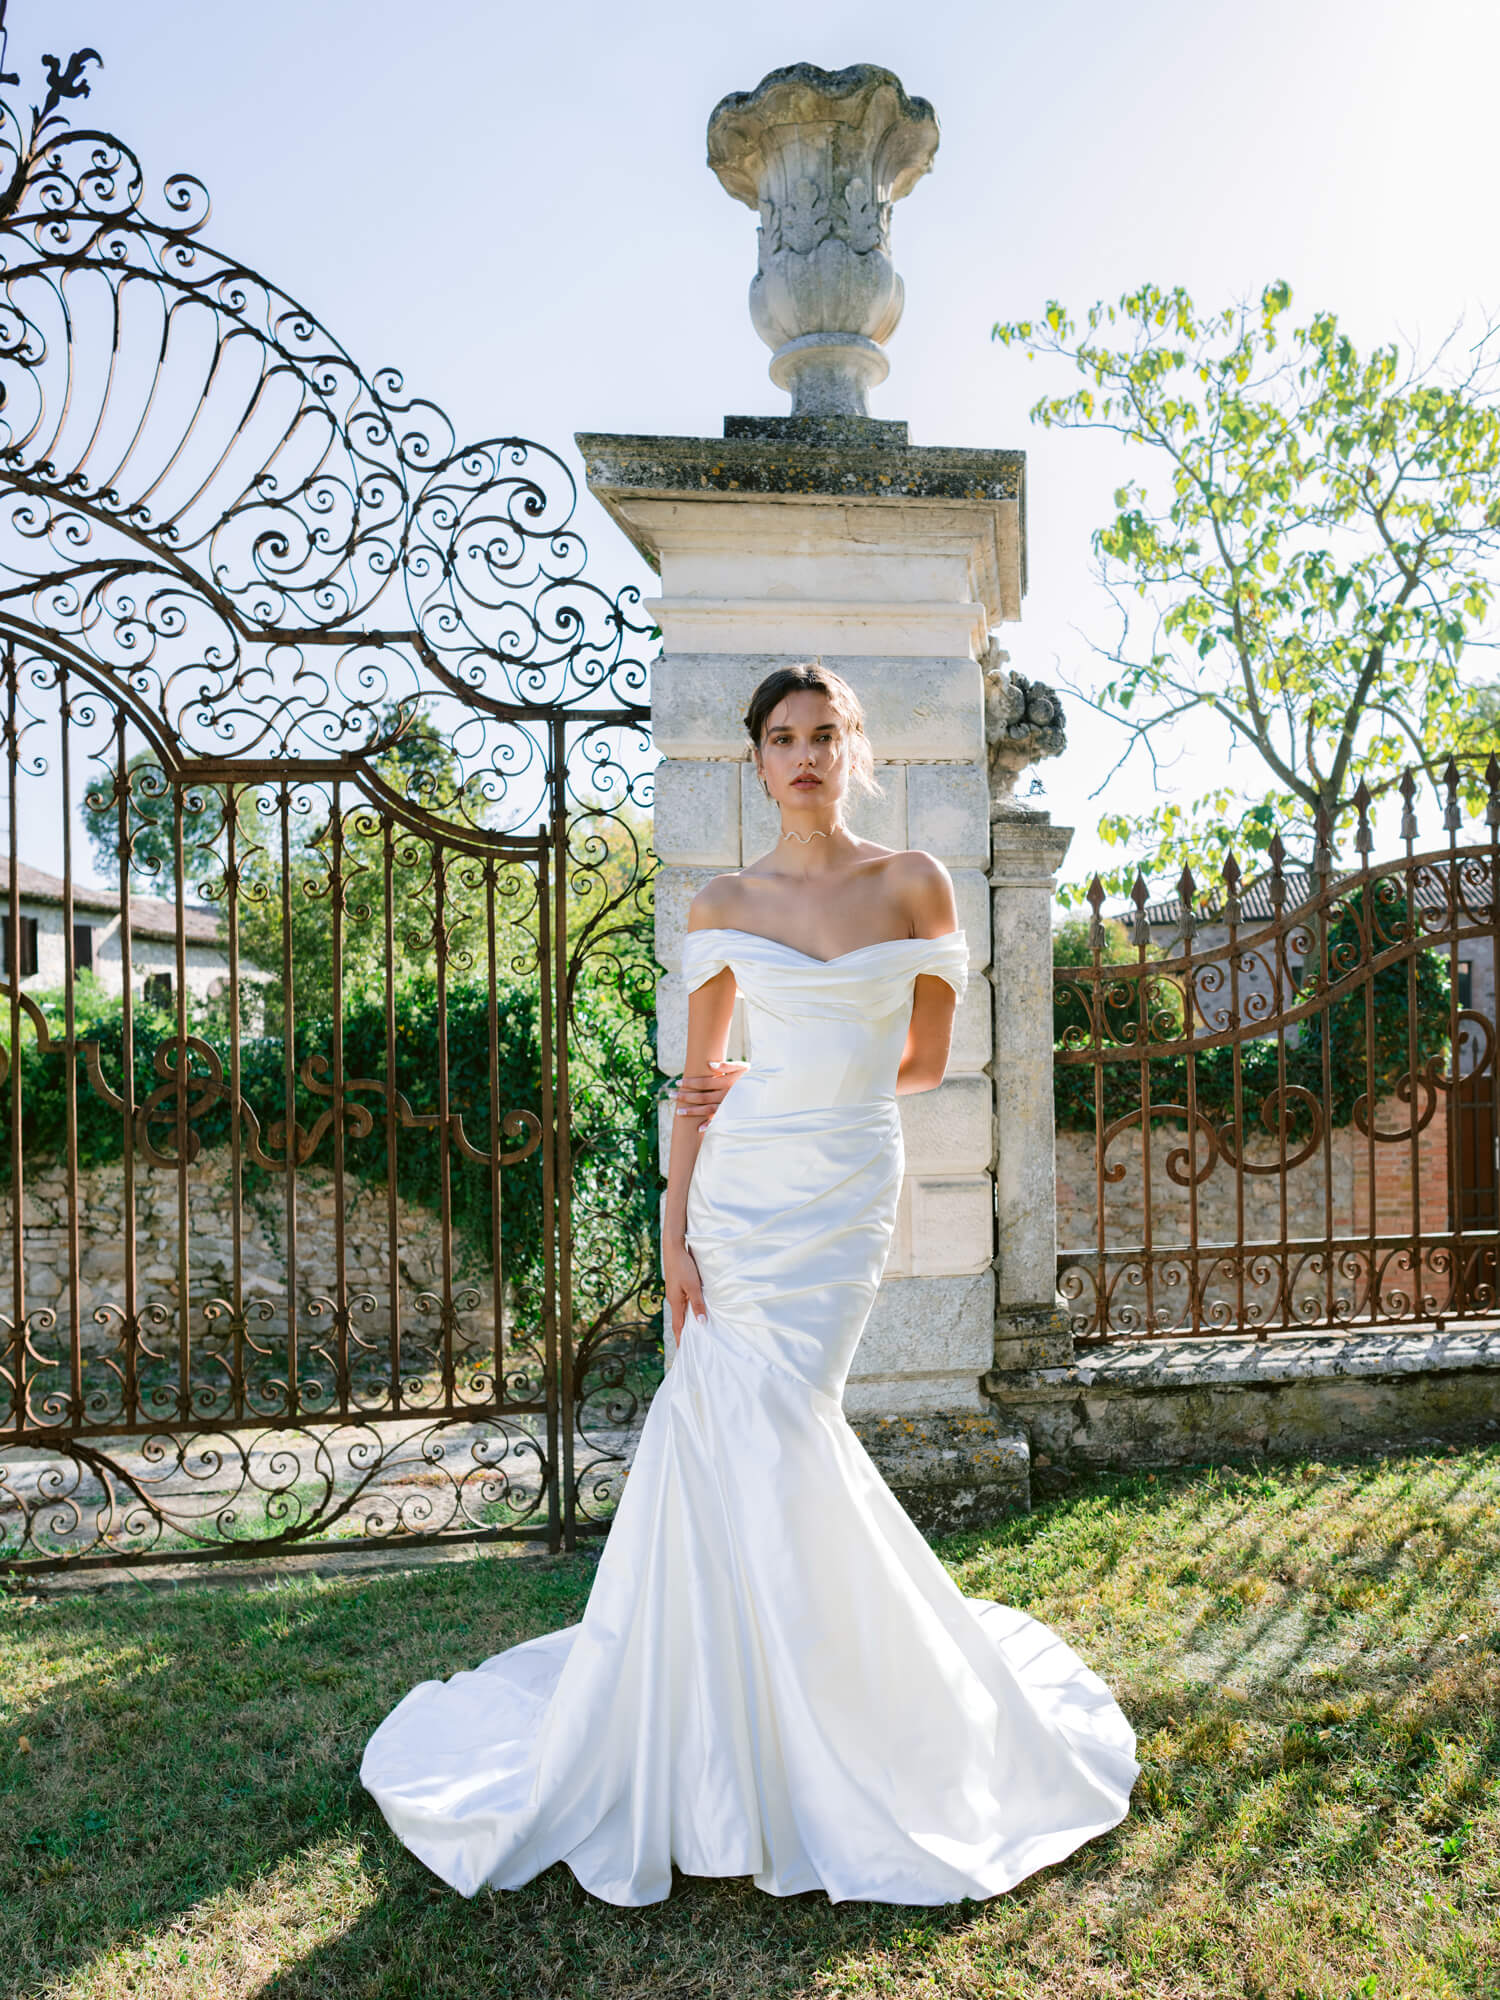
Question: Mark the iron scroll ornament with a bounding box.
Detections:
[1053,771,1500,1343]
[0,21,665,1568]
[0,26,656,796]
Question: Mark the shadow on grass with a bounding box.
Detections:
[0,1553,590,1998]
[3,1445,1499,1999]
[252,1858,998,2000]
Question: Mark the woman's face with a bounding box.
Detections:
[754,691,850,811]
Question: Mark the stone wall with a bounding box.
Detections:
[2,1153,481,1351]
[988,1326,1500,1476]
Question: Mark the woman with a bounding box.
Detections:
[360,660,1139,1906]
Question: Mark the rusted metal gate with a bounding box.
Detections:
[0,36,659,1567]
[1056,766,1500,1342]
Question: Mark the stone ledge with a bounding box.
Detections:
[1047,1326,1500,1390]
[851,1411,1030,1537]
[577,430,1024,516]
[992,1301,1074,1372]
[986,1325,1500,1469]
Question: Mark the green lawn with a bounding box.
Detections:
[4,1447,1499,1999]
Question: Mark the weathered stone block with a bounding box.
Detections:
[900,1074,992,1174]
[909,1175,993,1276]
[654,654,985,764]
[953,870,991,966]
[846,1270,994,1410]
[947,981,992,1072]
[652,760,740,867]
[850,1411,1030,1535]
[992,1302,1075,1371]
[907,764,991,869]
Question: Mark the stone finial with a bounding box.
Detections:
[706,63,939,419]
[982,640,1067,805]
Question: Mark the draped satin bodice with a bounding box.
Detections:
[680,928,969,1123]
[677,927,971,1398]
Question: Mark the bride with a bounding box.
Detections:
[360,660,1139,1907]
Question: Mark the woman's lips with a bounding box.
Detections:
[792,778,821,788]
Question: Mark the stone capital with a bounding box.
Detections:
[987,815,1074,888]
[576,429,1025,654]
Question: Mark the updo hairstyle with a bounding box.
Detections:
[742,661,883,801]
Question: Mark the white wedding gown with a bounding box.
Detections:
[360,927,1139,1906]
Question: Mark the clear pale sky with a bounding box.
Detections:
[20,0,1500,888]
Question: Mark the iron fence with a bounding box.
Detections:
[1055,764,1500,1342]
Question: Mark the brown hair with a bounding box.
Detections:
[742,660,882,800]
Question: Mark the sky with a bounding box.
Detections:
[14,0,1500,890]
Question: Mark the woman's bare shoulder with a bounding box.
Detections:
[687,873,749,934]
[886,848,959,934]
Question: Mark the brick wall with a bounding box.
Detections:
[1058,1094,1467,1329]
[1058,1093,1454,1251]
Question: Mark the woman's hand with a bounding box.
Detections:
[674,1059,749,1131]
[663,1238,707,1345]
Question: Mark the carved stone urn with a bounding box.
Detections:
[706,63,940,419]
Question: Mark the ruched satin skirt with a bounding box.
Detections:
[359,1097,1140,1906]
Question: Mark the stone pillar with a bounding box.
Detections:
[579,422,1016,1431]
[988,807,1074,1371]
[576,62,1050,1528]
[976,648,1073,1379]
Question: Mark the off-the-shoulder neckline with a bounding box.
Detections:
[685,927,965,968]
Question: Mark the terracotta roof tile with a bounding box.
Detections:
[0,856,222,943]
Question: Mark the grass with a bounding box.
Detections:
[3,1447,1500,1999]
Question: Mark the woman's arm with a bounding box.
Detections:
[896,974,958,1094]
[662,963,737,1343]
[894,850,961,1096]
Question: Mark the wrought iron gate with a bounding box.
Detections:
[1055,766,1500,1341]
[0,31,660,1568]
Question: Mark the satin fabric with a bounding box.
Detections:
[360,927,1139,1906]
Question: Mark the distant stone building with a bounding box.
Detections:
[1108,863,1500,1238]
[0,857,231,1007]
[1134,865,1497,1033]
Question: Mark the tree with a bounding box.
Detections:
[230,704,500,1021]
[83,749,223,890]
[994,284,1500,895]
[78,707,505,1020]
